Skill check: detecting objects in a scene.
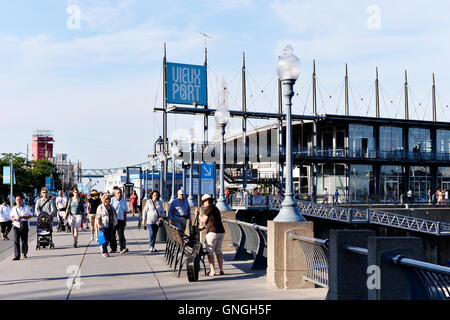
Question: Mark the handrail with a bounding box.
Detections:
[344,245,369,256]
[223,218,268,231]
[391,255,450,275]
[288,233,329,246]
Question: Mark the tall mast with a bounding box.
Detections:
[375,67,380,118]
[312,60,317,116]
[345,64,349,116]
[242,52,248,190]
[432,73,437,122]
[404,70,409,120]
[204,46,209,147]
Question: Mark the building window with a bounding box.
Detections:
[438,167,450,191]
[380,166,403,203]
[349,165,374,202]
[349,124,375,158]
[380,126,403,152]
[318,164,346,203]
[408,128,431,153]
[437,129,450,159]
[409,166,431,202]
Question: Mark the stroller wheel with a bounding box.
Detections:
[36,245,40,250]
[50,243,55,250]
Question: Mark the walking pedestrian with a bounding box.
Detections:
[407,189,413,205]
[196,194,225,276]
[323,188,329,204]
[142,190,165,252]
[96,194,118,257]
[55,190,68,232]
[445,188,449,205]
[130,190,138,217]
[334,189,340,205]
[87,190,102,241]
[10,195,32,260]
[111,189,129,254]
[64,188,86,248]
[168,189,191,234]
[34,187,57,225]
[0,199,12,241]
[427,189,432,205]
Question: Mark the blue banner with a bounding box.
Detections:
[166,62,207,106]
[3,166,15,185]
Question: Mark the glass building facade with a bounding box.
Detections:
[409,166,431,202]
[380,126,403,152]
[349,124,375,158]
[437,129,450,159]
[438,167,450,191]
[317,163,346,202]
[349,165,374,202]
[408,128,431,153]
[380,165,404,203]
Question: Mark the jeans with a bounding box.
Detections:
[171,215,188,234]
[100,225,114,254]
[148,224,159,247]
[110,220,126,252]
[13,224,28,258]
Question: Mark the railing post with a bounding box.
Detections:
[328,230,375,300]
[367,208,371,224]
[347,209,353,223]
[367,237,425,300]
[267,220,314,289]
[436,222,441,236]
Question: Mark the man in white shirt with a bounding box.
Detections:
[55,190,68,232]
[10,195,32,261]
[0,199,12,241]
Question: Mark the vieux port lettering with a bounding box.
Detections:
[170,65,202,102]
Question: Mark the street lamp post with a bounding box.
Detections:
[274,45,306,222]
[169,143,180,203]
[158,153,166,202]
[150,157,155,194]
[215,108,232,211]
[187,134,197,207]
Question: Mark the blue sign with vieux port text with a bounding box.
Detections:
[166,62,207,106]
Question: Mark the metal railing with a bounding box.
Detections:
[341,244,450,300]
[264,198,450,236]
[293,147,450,162]
[391,255,450,300]
[289,232,329,288]
[223,219,267,270]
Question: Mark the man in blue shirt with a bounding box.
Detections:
[168,189,191,234]
[111,189,129,254]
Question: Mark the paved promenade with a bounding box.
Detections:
[0,217,327,300]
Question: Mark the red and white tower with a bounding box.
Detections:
[32,130,54,160]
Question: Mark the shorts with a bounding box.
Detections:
[205,232,225,256]
[0,221,12,234]
[89,214,97,230]
[69,215,83,229]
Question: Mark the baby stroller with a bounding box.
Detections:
[36,212,55,250]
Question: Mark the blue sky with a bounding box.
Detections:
[2,0,450,169]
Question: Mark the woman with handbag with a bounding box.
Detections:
[96,194,118,257]
[64,188,86,248]
[142,191,165,252]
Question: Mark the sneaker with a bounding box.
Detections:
[102,253,109,257]
[149,246,154,252]
[120,248,129,254]
[12,257,20,261]
[89,236,94,241]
